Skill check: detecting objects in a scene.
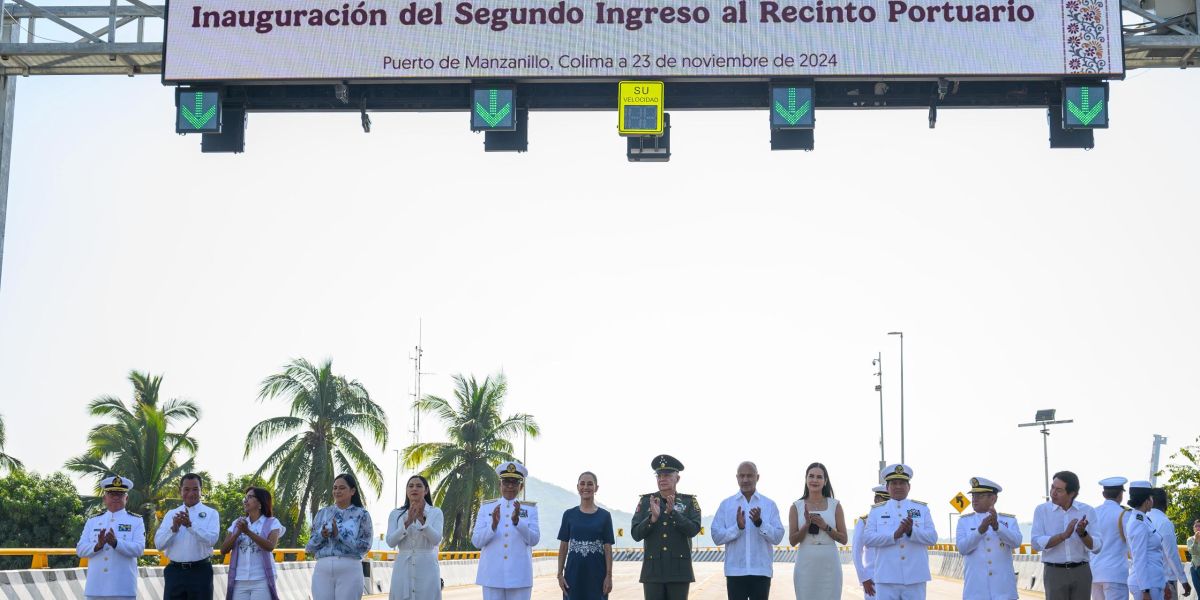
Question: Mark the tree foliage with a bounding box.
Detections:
[0,470,84,569]
[245,358,387,546]
[1161,436,1200,543]
[63,371,200,544]
[402,373,539,551]
[0,412,23,474]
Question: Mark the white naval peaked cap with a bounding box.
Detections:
[101,475,133,492]
[969,477,1002,493]
[882,463,912,482]
[1099,476,1128,488]
[496,460,528,480]
[872,485,888,494]
[1129,480,1153,489]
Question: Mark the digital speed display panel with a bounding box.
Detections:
[163,0,1123,82]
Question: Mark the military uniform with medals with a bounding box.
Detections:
[473,461,540,600]
[75,476,146,600]
[632,455,702,600]
[955,478,1022,600]
[862,464,938,600]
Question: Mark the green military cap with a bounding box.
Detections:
[652,454,684,473]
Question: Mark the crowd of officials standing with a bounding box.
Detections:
[72,457,1200,600]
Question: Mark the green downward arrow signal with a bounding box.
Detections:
[1067,86,1104,126]
[180,92,217,129]
[474,89,512,128]
[774,88,812,126]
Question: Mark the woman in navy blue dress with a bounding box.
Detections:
[557,471,615,600]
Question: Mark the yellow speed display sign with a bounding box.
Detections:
[618,81,664,136]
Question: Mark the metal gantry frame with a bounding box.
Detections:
[0,0,1198,286]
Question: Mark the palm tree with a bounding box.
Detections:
[0,413,24,473]
[64,371,201,539]
[245,358,388,546]
[402,373,539,550]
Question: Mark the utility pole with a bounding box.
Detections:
[872,353,885,483]
[1150,434,1167,485]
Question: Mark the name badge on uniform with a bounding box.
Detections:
[118,524,132,532]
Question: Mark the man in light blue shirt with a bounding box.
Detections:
[712,461,785,600]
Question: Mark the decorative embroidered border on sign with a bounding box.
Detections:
[1064,0,1110,73]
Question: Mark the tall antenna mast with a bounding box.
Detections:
[410,320,424,448]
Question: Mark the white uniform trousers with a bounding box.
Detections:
[481,586,532,600]
[876,583,927,600]
[312,556,364,600]
[1136,588,1164,600]
[1092,582,1130,600]
[231,579,272,600]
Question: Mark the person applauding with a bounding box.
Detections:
[387,475,443,600]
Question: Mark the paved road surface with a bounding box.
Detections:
[368,562,1044,599]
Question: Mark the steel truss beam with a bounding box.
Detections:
[0,2,163,76]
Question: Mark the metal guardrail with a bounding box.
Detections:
[1,544,1187,570]
[0,548,558,569]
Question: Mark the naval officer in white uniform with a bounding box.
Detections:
[854,485,890,598]
[472,461,540,600]
[1091,477,1131,600]
[862,464,938,600]
[955,477,1022,600]
[1125,481,1172,600]
[76,475,147,600]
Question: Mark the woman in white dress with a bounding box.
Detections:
[789,462,849,600]
[386,475,444,600]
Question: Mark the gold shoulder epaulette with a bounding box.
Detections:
[482,498,499,505]
[859,514,869,522]
[999,512,1016,519]
[127,512,142,518]
[871,501,886,508]
[911,500,928,506]
[520,500,537,506]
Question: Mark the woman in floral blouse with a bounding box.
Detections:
[306,473,374,600]
[557,471,615,600]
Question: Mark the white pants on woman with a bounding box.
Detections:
[230,579,272,600]
[312,556,363,600]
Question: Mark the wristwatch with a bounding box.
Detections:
[825,525,833,533]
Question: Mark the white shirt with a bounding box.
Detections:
[862,498,939,585]
[710,491,785,577]
[76,508,146,598]
[1031,500,1102,564]
[1092,499,1131,583]
[472,498,540,589]
[227,515,285,581]
[1126,509,1167,592]
[1150,508,1187,582]
[852,515,878,584]
[153,502,220,562]
[956,510,1023,600]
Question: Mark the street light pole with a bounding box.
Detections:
[888,331,905,464]
[873,353,886,483]
[1018,409,1073,501]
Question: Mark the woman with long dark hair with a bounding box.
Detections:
[306,473,374,600]
[221,487,285,600]
[788,462,848,600]
[386,475,443,600]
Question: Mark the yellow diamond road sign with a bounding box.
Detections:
[950,491,971,514]
[618,81,664,137]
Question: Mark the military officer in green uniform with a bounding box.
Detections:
[632,454,702,600]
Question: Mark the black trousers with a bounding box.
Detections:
[643,582,690,600]
[726,575,771,600]
[164,560,214,600]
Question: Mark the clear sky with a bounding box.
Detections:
[1,33,1198,535]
